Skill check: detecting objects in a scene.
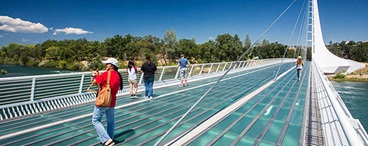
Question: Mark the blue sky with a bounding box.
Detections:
[0,0,367,47]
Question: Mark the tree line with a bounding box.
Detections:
[9,28,363,71]
[327,40,368,62]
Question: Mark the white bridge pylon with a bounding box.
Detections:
[311,0,365,74]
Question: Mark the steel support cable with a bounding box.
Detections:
[300,3,310,59]
[275,0,308,80]
[293,2,309,60]
[292,4,307,63]
[154,0,298,145]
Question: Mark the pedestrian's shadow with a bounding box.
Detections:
[113,129,136,144]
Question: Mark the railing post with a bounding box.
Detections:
[159,67,165,81]
[139,73,144,85]
[222,63,227,72]
[30,78,36,101]
[216,63,220,72]
[228,62,233,70]
[79,74,85,94]
[174,67,180,79]
[199,64,204,75]
[188,65,194,77]
[208,64,213,74]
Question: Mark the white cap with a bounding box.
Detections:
[102,58,118,67]
[298,56,302,59]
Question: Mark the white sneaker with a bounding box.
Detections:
[144,96,149,99]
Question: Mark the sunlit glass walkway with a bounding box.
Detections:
[0,62,311,145]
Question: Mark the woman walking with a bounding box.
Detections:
[127,60,138,98]
[92,58,123,146]
[140,56,157,99]
[296,56,304,81]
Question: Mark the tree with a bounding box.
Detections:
[244,34,252,51]
[163,28,177,65]
[261,39,270,46]
[199,40,220,63]
[215,33,243,61]
[102,35,126,59]
[177,38,199,60]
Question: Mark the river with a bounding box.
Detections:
[331,81,368,132]
[0,64,73,78]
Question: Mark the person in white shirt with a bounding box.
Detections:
[296,56,304,81]
[127,60,138,98]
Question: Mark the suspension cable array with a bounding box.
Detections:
[154,0,299,145]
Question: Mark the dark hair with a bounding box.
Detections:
[146,56,151,60]
[146,56,152,65]
[128,60,135,71]
[113,65,123,90]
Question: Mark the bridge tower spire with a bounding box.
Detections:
[310,0,364,74]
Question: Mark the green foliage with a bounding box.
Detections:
[25,59,39,66]
[333,73,346,79]
[327,41,368,62]
[1,69,7,74]
[66,61,83,70]
[2,28,367,72]
[42,60,59,68]
[58,60,68,69]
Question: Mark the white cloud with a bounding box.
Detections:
[22,38,30,42]
[208,37,214,40]
[0,16,48,33]
[53,27,92,35]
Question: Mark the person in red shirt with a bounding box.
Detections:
[92,58,123,146]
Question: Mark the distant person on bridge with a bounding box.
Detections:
[296,56,304,81]
[127,60,138,98]
[92,58,123,146]
[141,56,157,99]
[178,54,190,87]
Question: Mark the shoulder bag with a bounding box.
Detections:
[95,71,112,107]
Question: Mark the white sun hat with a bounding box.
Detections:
[102,58,119,67]
[298,56,302,59]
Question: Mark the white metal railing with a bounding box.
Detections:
[313,60,368,146]
[0,59,282,120]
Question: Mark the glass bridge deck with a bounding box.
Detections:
[0,62,310,146]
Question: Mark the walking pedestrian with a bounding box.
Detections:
[296,56,304,81]
[91,58,123,146]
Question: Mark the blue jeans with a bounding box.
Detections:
[92,106,115,143]
[144,77,154,97]
[297,68,302,79]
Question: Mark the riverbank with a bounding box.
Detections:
[329,63,368,82]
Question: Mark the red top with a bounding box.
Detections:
[95,71,121,107]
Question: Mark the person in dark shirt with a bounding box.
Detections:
[140,56,157,99]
